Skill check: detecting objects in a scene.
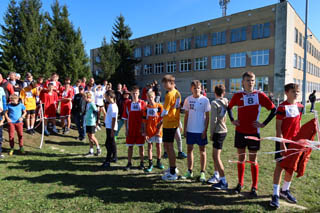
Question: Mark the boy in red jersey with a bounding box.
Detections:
[122,86,147,171]
[40,83,59,136]
[45,73,61,94]
[227,72,276,196]
[270,83,303,208]
[59,78,74,134]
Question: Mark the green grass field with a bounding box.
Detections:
[0,103,319,212]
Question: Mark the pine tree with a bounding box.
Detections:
[97,36,119,83]
[111,14,139,88]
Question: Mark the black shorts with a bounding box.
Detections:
[275,142,290,160]
[235,131,260,151]
[86,126,96,134]
[212,133,227,150]
[27,110,36,115]
[163,128,177,143]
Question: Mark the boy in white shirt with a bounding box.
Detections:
[182,80,211,182]
[94,85,104,129]
[101,90,118,169]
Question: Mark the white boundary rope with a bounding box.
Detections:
[39,102,45,149]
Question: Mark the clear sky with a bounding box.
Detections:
[0,0,319,55]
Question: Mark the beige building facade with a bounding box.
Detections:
[91,1,320,101]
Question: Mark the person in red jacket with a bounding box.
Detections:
[0,73,14,101]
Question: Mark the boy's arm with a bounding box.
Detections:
[227,94,240,126]
[202,111,209,139]
[5,110,11,123]
[183,110,189,137]
[210,103,217,138]
[111,117,116,137]
[19,109,27,122]
[0,115,4,126]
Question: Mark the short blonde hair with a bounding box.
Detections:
[85,91,92,99]
[10,94,19,101]
[147,90,155,97]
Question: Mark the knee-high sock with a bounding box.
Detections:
[237,162,245,186]
[251,163,259,189]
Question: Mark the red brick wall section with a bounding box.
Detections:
[177,40,180,51]
[191,37,194,49]
[226,54,230,68]
[247,25,252,41]
[162,42,166,54]
[226,29,230,44]
[246,52,251,67]
[270,21,275,37]
[269,48,275,65]
[207,56,211,70]
[207,33,211,46]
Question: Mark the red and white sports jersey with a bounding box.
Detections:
[40,91,58,112]
[59,86,74,107]
[45,80,61,92]
[276,101,304,140]
[122,100,147,137]
[228,90,275,134]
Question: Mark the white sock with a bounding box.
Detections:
[273,184,280,196]
[97,145,100,150]
[214,171,220,178]
[89,148,94,153]
[282,181,291,191]
[31,125,34,129]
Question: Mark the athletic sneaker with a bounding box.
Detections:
[145,165,153,173]
[64,128,70,134]
[270,195,280,208]
[0,153,4,158]
[124,162,132,171]
[44,129,50,136]
[207,174,219,184]
[182,171,193,179]
[177,151,187,159]
[280,189,297,203]
[164,168,179,174]
[96,125,101,131]
[110,158,118,163]
[163,152,168,159]
[31,129,36,135]
[212,180,228,190]
[9,149,14,156]
[162,172,178,181]
[156,162,164,169]
[84,152,94,157]
[26,129,32,135]
[95,149,101,156]
[234,183,243,194]
[19,147,25,154]
[250,187,258,198]
[199,172,206,183]
[52,128,59,134]
[79,137,85,142]
[139,162,145,170]
[100,161,110,169]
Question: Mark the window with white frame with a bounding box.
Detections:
[255,77,269,92]
[180,59,192,72]
[230,52,246,68]
[154,63,164,74]
[294,28,298,44]
[212,31,226,46]
[180,38,191,51]
[194,57,208,71]
[143,64,153,75]
[229,78,242,92]
[231,27,247,43]
[251,49,269,66]
[134,65,141,76]
[211,79,225,92]
[167,41,176,53]
[166,61,176,73]
[211,55,226,69]
[299,32,302,47]
[134,48,142,58]
[195,34,208,48]
[200,80,207,90]
[155,43,163,55]
[144,45,152,56]
[294,53,297,68]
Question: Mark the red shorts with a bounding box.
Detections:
[60,105,72,116]
[44,109,56,119]
[126,136,145,146]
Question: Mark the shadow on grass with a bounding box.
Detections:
[45,140,87,147]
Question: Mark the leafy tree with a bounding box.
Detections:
[110,14,139,88]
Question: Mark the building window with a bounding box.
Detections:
[255,77,269,92]
[195,34,208,48]
[143,64,153,75]
[95,56,101,63]
[194,57,208,71]
[95,69,101,76]
[231,27,247,43]
[299,32,302,47]
[294,53,297,68]
[212,31,226,46]
[134,65,141,76]
[211,79,225,92]
[298,56,301,70]
[134,48,142,58]
[155,43,163,55]
[180,59,192,72]
[154,63,164,74]
[230,52,246,68]
[144,45,152,57]
[230,78,242,92]
[180,38,191,51]
[211,55,226,69]
[252,22,270,40]
[294,28,298,43]
[200,80,207,89]
[167,41,176,53]
[166,61,176,73]
[251,50,269,66]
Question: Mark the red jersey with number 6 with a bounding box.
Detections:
[122,100,147,137]
[276,101,304,140]
[228,90,275,134]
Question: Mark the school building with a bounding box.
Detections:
[90,1,320,100]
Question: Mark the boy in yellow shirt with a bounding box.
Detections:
[160,75,181,181]
[20,82,38,135]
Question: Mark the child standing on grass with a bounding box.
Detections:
[20,81,38,135]
[5,94,27,155]
[143,90,164,173]
[122,86,147,171]
[0,86,6,158]
[270,83,303,209]
[84,92,101,157]
[182,80,211,183]
[101,90,118,169]
[94,85,104,130]
[209,85,229,190]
